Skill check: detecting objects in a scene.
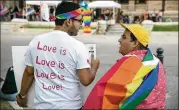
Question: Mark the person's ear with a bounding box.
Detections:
[132,40,140,48]
[66,19,72,26]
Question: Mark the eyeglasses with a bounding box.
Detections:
[121,34,126,39]
[119,34,128,40]
[71,18,83,24]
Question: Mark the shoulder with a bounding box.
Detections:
[68,39,88,56]
[123,54,139,60]
[76,40,86,47]
[68,37,86,49]
[124,55,141,62]
[74,41,87,53]
[29,32,50,45]
[117,55,141,64]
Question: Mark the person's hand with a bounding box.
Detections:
[91,54,100,70]
[16,94,28,107]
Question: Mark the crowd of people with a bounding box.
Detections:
[142,9,164,22]
[24,5,55,21]
[1,0,164,24]
[0,3,56,22]
[116,9,164,24]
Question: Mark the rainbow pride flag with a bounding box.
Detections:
[25,7,35,16]
[0,7,9,16]
[83,49,159,109]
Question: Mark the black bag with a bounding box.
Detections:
[1,66,18,94]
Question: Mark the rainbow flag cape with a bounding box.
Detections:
[83,49,160,109]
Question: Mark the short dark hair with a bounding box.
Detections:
[55,1,80,26]
[130,32,148,49]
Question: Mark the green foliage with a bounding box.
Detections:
[152,24,178,32]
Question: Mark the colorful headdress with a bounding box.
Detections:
[56,8,83,20]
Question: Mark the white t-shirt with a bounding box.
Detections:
[152,12,156,17]
[24,30,90,109]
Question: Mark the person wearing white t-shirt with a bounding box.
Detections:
[16,1,100,109]
[151,9,156,22]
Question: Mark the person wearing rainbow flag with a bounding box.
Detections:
[83,23,166,109]
[16,1,100,109]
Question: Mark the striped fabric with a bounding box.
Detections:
[56,8,83,20]
[25,7,35,16]
[0,7,9,15]
[83,49,160,109]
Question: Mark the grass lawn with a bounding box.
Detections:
[152,24,178,32]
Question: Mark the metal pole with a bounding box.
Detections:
[40,1,42,21]
[24,3,27,19]
[113,7,115,21]
[156,47,164,64]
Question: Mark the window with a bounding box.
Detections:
[118,0,129,4]
[135,0,146,4]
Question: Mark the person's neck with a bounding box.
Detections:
[54,25,74,36]
[54,25,68,33]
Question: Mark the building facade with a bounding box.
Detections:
[73,0,178,21]
[116,0,178,21]
[2,0,178,21]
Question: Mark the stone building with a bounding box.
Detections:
[2,0,178,21]
[73,0,178,21]
[117,0,178,21]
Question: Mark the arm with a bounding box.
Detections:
[19,65,34,96]
[76,43,100,86]
[77,55,100,86]
[17,41,34,107]
[16,65,34,107]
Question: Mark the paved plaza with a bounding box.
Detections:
[1,25,178,109]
